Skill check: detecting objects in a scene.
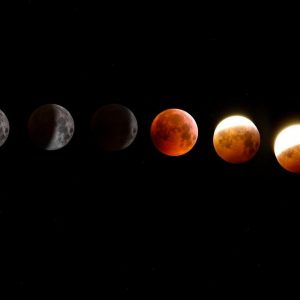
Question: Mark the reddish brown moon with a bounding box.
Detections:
[150,108,198,156]
[213,115,260,163]
[274,124,300,173]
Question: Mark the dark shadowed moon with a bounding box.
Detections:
[28,104,75,150]
[90,104,138,151]
[150,108,198,156]
[213,115,260,163]
[0,109,9,147]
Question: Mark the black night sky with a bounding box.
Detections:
[1,1,300,297]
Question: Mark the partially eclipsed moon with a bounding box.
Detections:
[213,115,260,163]
[28,104,75,151]
[0,109,9,147]
[150,108,198,156]
[274,124,300,173]
[90,104,138,151]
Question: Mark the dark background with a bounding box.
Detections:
[0,0,299,297]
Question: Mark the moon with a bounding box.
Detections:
[28,104,75,150]
[274,124,300,173]
[0,109,9,147]
[150,108,198,156]
[213,115,260,163]
[90,104,138,151]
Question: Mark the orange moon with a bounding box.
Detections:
[150,108,198,156]
[274,124,300,173]
[213,115,260,163]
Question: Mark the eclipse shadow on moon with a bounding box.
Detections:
[213,115,260,163]
[90,104,138,151]
[28,104,75,150]
[150,108,198,156]
[0,109,9,147]
[274,124,300,173]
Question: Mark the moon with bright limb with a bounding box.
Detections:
[213,115,260,163]
[274,124,300,173]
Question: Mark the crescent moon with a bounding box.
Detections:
[0,109,9,147]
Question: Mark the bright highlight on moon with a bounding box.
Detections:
[274,124,300,173]
[213,115,260,163]
[214,116,256,133]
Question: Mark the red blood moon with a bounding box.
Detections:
[150,108,198,156]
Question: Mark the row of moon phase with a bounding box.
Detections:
[0,103,299,173]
